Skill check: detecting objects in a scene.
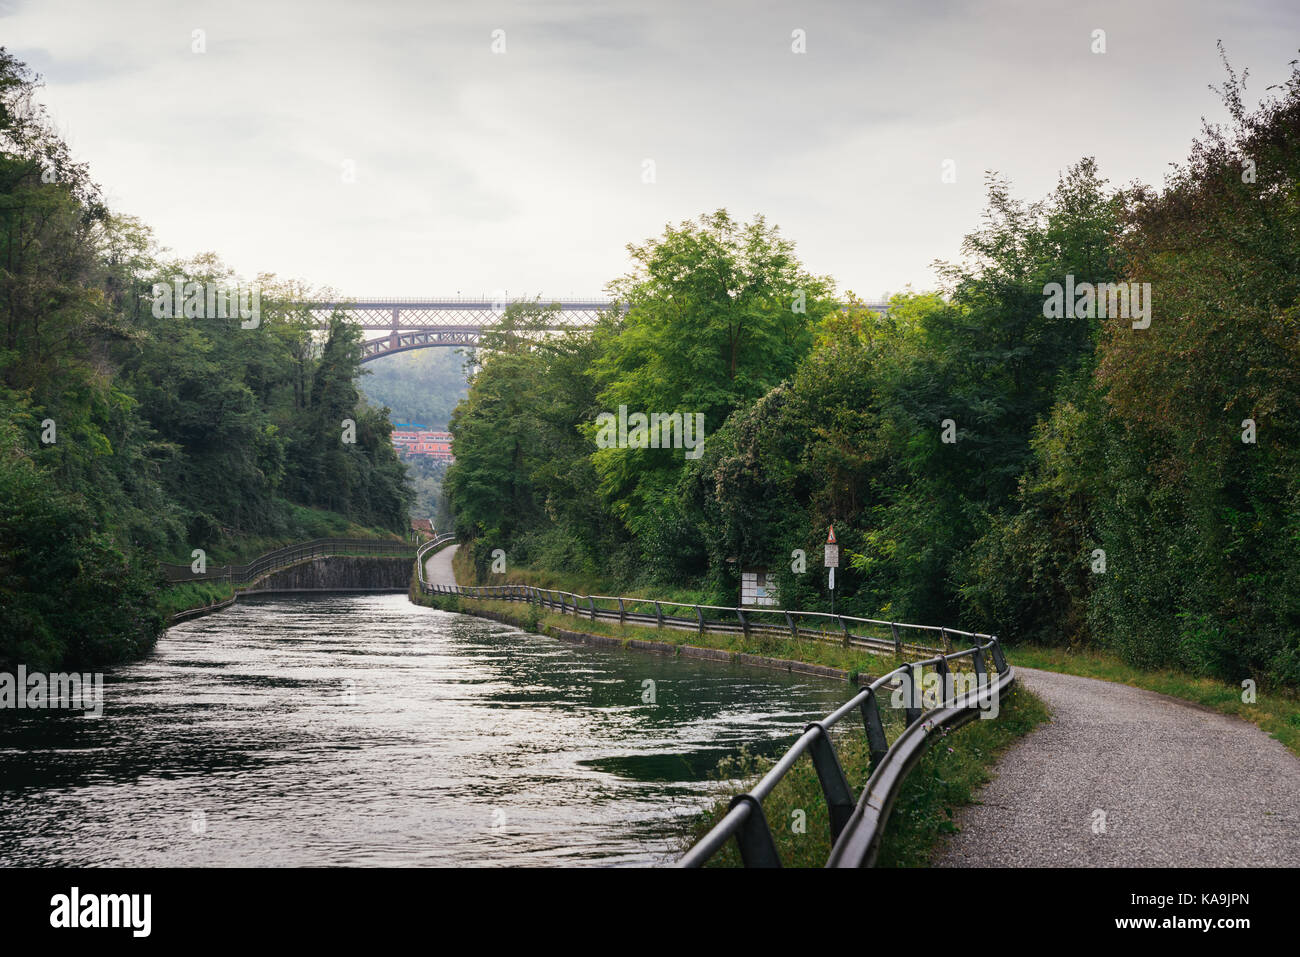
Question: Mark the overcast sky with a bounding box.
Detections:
[4,0,1298,300]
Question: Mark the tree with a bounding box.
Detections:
[592,210,835,562]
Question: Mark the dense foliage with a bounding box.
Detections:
[0,51,410,670]
[447,59,1300,688]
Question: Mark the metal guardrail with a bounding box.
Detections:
[416,581,994,658]
[160,537,414,589]
[419,576,1013,867]
[684,637,1013,868]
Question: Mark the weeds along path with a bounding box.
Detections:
[932,667,1300,866]
[424,544,460,588]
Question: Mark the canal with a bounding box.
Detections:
[0,594,848,866]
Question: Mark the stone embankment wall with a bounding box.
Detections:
[244,556,412,594]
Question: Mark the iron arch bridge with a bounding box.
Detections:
[299,297,613,363]
[302,297,888,363]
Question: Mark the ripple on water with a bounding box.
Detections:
[0,593,850,866]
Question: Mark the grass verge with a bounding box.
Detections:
[156,580,235,620]
[1008,645,1300,757]
[415,589,896,679]
[157,504,406,566]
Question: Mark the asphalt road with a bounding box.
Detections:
[424,543,459,587]
[932,666,1300,866]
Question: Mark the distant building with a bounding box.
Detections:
[391,423,454,462]
[740,567,777,606]
[411,518,434,536]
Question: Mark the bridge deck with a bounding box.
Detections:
[304,297,890,361]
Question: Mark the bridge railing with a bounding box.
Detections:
[419,576,1012,867]
[160,537,415,589]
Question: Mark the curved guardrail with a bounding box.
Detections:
[160,537,414,589]
[419,576,1013,867]
[682,636,1013,867]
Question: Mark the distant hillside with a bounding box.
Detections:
[357,348,468,530]
[358,348,469,430]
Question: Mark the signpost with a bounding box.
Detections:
[825,526,839,616]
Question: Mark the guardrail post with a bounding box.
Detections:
[784,610,798,639]
[696,605,704,638]
[989,636,1008,674]
[839,616,849,647]
[934,655,951,706]
[654,602,664,628]
[737,608,749,638]
[972,642,988,684]
[618,598,626,624]
[940,627,952,653]
[559,593,566,615]
[805,724,856,843]
[859,689,889,769]
[589,597,597,621]
[900,665,922,726]
[890,622,902,655]
[727,795,782,868]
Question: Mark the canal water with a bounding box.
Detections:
[0,594,849,866]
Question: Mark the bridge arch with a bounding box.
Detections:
[301,298,613,363]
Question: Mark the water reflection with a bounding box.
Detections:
[0,594,848,866]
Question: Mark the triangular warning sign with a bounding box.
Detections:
[827,526,836,544]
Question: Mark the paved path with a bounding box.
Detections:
[424,544,459,587]
[933,667,1300,866]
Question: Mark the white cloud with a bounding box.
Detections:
[4,0,1298,297]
